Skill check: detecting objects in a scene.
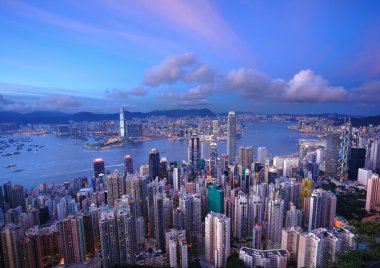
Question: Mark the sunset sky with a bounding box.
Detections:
[1,0,380,114]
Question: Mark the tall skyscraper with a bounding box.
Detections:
[165,229,188,268]
[267,198,284,249]
[124,155,133,174]
[93,158,105,178]
[120,107,125,139]
[234,192,248,240]
[325,134,340,177]
[227,111,236,163]
[205,212,231,268]
[149,148,160,180]
[281,226,303,264]
[252,223,263,249]
[213,120,219,136]
[159,157,168,180]
[257,147,268,165]
[338,121,352,178]
[207,184,224,213]
[188,133,201,176]
[209,142,218,178]
[369,140,380,170]
[365,174,380,212]
[348,147,366,181]
[239,146,253,169]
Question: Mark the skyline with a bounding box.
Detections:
[1,1,380,115]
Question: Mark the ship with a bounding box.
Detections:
[5,164,17,168]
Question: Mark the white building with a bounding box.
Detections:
[257,147,268,165]
[358,168,372,186]
[239,246,289,268]
[267,198,284,249]
[205,212,231,267]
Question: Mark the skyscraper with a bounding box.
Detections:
[159,157,168,180]
[124,155,133,174]
[149,148,160,180]
[188,133,201,176]
[58,215,86,265]
[348,147,366,181]
[227,111,236,163]
[257,147,268,165]
[205,212,231,268]
[106,170,126,207]
[325,134,340,177]
[234,192,248,240]
[308,189,336,231]
[239,146,253,169]
[120,107,125,139]
[93,158,105,178]
[267,198,284,249]
[1,224,24,268]
[369,140,380,170]
[209,142,218,178]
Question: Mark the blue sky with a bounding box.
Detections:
[0,0,380,115]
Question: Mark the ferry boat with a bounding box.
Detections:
[5,164,16,168]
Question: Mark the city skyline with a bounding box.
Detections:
[1,1,380,115]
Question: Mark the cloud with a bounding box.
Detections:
[128,87,147,96]
[144,53,197,86]
[148,53,377,105]
[42,95,81,108]
[106,87,147,98]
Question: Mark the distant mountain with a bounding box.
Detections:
[0,108,216,124]
[347,115,380,127]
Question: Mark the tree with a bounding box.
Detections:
[226,253,245,268]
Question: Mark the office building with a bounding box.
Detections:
[188,133,201,176]
[348,147,366,181]
[358,168,372,186]
[120,107,125,139]
[124,155,133,174]
[239,247,289,268]
[325,134,340,177]
[149,148,160,180]
[207,184,224,213]
[365,174,380,212]
[205,212,231,267]
[227,111,236,163]
[209,142,218,178]
[257,147,268,165]
[239,146,253,169]
[369,140,380,170]
[93,158,105,179]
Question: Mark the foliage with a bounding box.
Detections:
[336,189,369,220]
[226,253,246,268]
[330,220,380,268]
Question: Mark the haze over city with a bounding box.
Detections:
[1,1,380,114]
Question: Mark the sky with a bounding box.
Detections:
[0,0,380,115]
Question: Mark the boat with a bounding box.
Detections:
[5,164,16,168]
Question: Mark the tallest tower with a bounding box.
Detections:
[119,107,125,139]
[227,111,236,164]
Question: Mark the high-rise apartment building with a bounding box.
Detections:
[58,215,86,265]
[227,111,236,163]
[267,198,284,249]
[106,170,126,207]
[307,189,336,231]
[1,224,24,268]
[205,212,231,268]
[234,192,248,240]
[365,174,380,212]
